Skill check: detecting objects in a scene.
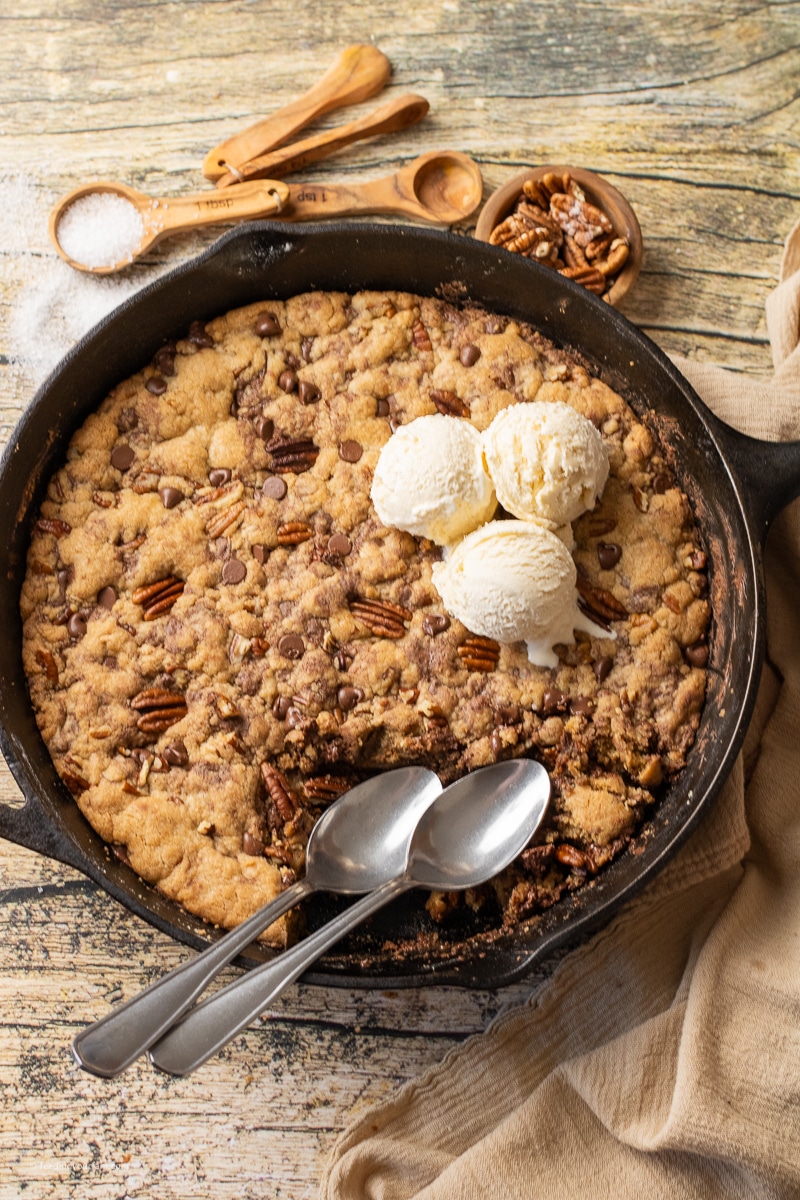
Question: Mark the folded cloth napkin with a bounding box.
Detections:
[322,220,800,1200]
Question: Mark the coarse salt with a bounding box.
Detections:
[56,192,145,268]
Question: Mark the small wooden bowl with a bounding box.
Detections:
[474,165,642,306]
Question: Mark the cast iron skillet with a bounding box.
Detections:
[1,223,799,989]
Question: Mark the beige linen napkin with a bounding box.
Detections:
[322,221,800,1200]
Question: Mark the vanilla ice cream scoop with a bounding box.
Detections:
[483,401,609,526]
[371,414,496,545]
[432,519,611,667]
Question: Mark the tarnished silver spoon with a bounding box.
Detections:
[72,765,442,1078]
[150,759,550,1076]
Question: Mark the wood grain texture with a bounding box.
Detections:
[1,1,798,1196]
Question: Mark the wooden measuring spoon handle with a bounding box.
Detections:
[142,180,290,245]
[215,94,430,189]
[202,44,391,180]
[275,171,445,224]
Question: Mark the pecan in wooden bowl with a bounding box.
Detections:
[474,166,642,306]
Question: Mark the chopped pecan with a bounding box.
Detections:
[429,388,469,418]
[555,843,589,872]
[457,635,501,671]
[277,521,313,546]
[132,576,185,620]
[576,575,628,623]
[214,694,241,719]
[412,319,432,353]
[349,597,411,639]
[92,491,116,509]
[34,517,71,538]
[206,499,246,539]
[520,843,556,874]
[193,480,244,508]
[131,687,188,733]
[583,515,618,537]
[61,768,89,796]
[631,485,650,513]
[268,438,319,475]
[261,763,297,822]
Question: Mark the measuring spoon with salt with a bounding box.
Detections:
[48,178,290,275]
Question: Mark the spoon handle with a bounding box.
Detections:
[72,877,312,1078]
[270,174,442,224]
[149,877,411,1076]
[202,44,391,180]
[215,94,429,188]
[145,179,290,244]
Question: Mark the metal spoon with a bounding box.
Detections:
[149,759,550,1076]
[49,177,290,275]
[72,765,442,1078]
[271,150,484,225]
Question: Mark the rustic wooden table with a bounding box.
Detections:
[1,2,797,1196]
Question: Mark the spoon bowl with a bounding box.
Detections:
[72,764,441,1077]
[49,177,290,275]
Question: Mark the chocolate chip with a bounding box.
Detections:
[490,729,505,760]
[301,337,314,362]
[278,369,298,393]
[422,613,450,636]
[222,558,246,584]
[495,704,521,725]
[652,472,673,495]
[57,566,74,602]
[252,544,268,565]
[459,343,481,367]
[278,633,304,659]
[339,440,363,463]
[337,686,362,711]
[68,613,87,640]
[97,585,118,610]
[214,538,231,558]
[153,346,176,376]
[542,687,568,715]
[164,740,189,767]
[262,475,287,501]
[255,312,281,337]
[376,397,390,417]
[389,416,403,433]
[334,649,353,672]
[160,486,182,509]
[242,831,264,856]
[209,468,231,487]
[117,408,138,433]
[272,696,292,720]
[285,352,301,371]
[146,375,167,395]
[298,380,321,405]
[188,320,213,347]
[327,533,352,557]
[102,655,118,670]
[597,542,622,569]
[593,656,614,683]
[111,444,135,471]
[256,416,274,441]
[685,641,709,667]
[570,696,594,717]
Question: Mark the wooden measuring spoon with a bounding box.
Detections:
[49,178,290,275]
[215,93,430,189]
[203,43,391,181]
[271,151,484,225]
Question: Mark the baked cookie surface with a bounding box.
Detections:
[20,291,710,944]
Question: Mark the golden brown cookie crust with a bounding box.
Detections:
[20,292,709,943]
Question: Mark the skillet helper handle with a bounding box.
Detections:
[215,93,429,187]
[149,877,412,1076]
[71,877,313,1078]
[712,422,800,537]
[202,43,392,181]
[0,778,92,873]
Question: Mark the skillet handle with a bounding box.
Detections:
[712,422,800,540]
[0,777,94,875]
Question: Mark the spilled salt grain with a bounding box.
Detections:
[56,192,145,268]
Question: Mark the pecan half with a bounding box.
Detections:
[576,575,628,623]
[34,517,71,538]
[261,763,297,822]
[268,438,319,475]
[131,687,188,733]
[430,388,469,418]
[206,499,246,539]
[132,576,185,620]
[277,521,313,546]
[457,635,501,671]
[349,597,411,639]
[304,775,352,802]
[558,265,606,295]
